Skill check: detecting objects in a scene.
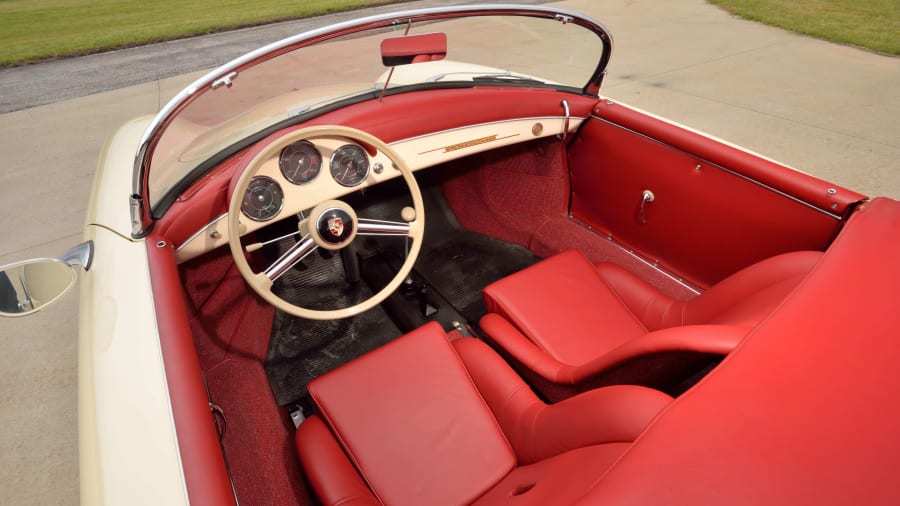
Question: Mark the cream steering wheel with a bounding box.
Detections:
[227,126,424,320]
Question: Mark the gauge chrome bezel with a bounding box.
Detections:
[279,140,322,185]
[241,175,284,222]
[329,143,371,187]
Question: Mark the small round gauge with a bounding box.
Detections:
[279,141,322,184]
[241,176,284,222]
[330,144,370,187]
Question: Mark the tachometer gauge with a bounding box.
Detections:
[330,144,370,187]
[279,141,322,184]
[241,176,284,222]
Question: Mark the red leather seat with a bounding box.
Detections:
[295,322,671,505]
[480,248,821,397]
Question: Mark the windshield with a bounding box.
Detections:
[134,6,611,233]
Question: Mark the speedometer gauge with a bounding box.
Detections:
[241,176,284,222]
[279,141,321,184]
[330,144,370,187]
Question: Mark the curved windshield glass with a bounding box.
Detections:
[141,7,610,219]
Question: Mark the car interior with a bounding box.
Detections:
[141,81,890,504]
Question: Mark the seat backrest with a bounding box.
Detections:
[306,322,516,505]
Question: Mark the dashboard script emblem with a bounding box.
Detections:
[328,217,344,237]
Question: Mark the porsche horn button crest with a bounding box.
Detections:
[327,217,344,237]
[316,208,354,245]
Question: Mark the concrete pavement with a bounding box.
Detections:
[1,0,897,504]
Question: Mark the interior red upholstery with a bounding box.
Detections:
[570,101,863,287]
[574,199,900,505]
[481,248,821,388]
[295,321,671,505]
[145,233,236,505]
[487,250,648,366]
[595,249,823,331]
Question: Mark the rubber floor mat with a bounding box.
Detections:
[265,251,401,406]
[415,184,540,323]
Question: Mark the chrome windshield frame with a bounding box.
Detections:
[129,4,612,237]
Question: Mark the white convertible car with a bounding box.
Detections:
[3,4,900,505]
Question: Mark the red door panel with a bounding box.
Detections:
[568,101,865,288]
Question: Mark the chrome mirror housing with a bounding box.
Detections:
[0,241,92,318]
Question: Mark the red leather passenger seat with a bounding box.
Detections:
[480,248,821,396]
[295,322,671,505]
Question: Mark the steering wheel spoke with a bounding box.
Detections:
[357,217,411,237]
[263,235,318,281]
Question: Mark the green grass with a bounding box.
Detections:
[2,1,897,66]
[708,0,900,55]
[0,0,405,66]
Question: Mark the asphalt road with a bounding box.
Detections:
[0,0,507,114]
[1,0,897,504]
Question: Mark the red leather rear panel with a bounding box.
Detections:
[472,445,631,506]
[578,198,900,505]
[569,101,865,287]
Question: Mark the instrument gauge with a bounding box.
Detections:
[330,144,370,187]
[279,141,322,184]
[241,176,284,222]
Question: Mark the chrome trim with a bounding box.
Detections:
[357,218,410,236]
[241,175,285,222]
[130,193,145,237]
[590,115,843,220]
[131,5,613,237]
[639,189,655,224]
[264,235,318,281]
[391,115,584,146]
[330,144,371,187]
[557,99,570,141]
[569,217,702,295]
[210,71,238,90]
[175,214,228,252]
[59,240,94,270]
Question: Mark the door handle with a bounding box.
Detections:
[639,190,655,224]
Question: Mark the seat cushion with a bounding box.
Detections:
[453,336,672,464]
[305,322,516,505]
[483,249,647,367]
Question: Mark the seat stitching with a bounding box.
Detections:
[592,269,649,334]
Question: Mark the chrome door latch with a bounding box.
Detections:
[639,189,655,224]
[557,99,570,141]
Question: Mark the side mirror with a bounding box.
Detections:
[381,32,447,66]
[0,241,92,318]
